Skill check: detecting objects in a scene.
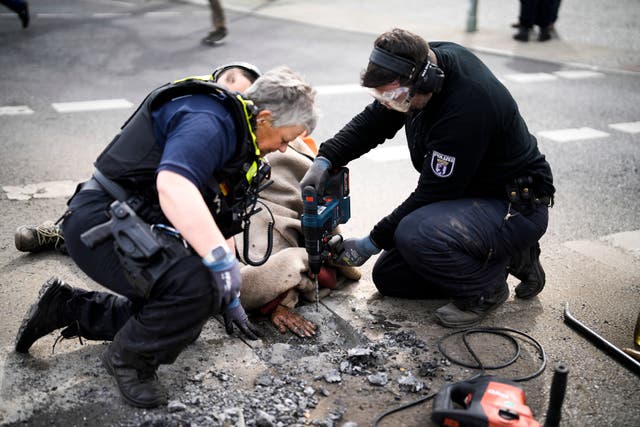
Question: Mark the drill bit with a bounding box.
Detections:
[314,275,319,311]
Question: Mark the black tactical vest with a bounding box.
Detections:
[94,78,263,238]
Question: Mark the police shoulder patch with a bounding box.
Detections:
[430,150,456,178]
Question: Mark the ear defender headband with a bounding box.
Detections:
[369,46,445,94]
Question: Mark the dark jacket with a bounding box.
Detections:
[318,42,554,249]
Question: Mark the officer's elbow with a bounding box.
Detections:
[156,170,197,205]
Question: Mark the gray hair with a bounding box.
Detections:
[244,66,318,134]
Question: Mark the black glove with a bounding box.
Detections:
[223,298,261,340]
[333,235,381,267]
[300,156,332,195]
[203,245,242,312]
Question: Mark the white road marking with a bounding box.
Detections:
[52,99,133,113]
[364,145,410,162]
[564,230,640,271]
[603,230,640,256]
[552,70,604,79]
[0,106,34,115]
[93,13,130,18]
[35,13,85,18]
[609,121,640,134]
[2,181,76,201]
[537,127,610,142]
[316,84,367,96]
[504,73,558,83]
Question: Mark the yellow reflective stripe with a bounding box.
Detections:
[172,74,214,84]
[234,94,261,158]
[245,161,258,183]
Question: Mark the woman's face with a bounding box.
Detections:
[255,111,305,154]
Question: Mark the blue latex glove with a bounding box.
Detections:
[299,156,332,195]
[334,235,381,267]
[203,246,242,313]
[223,298,261,340]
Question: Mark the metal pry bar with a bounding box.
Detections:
[563,302,640,376]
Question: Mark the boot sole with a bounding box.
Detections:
[100,350,166,409]
[15,277,63,353]
[435,285,510,328]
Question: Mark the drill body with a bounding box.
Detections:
[301,167,351,275]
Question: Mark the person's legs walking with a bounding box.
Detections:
[202,0,228,45]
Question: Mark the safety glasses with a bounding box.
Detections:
[369,85,413,113]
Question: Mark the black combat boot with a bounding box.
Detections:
[509,242,546,299]
[101,344,167,408]
[538,27,551,42]
[15,277,74,353]
[434,281,509,328]
[513,26,530,42]
[14,221,66,253]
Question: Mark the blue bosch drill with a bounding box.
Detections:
[301,167,351,275]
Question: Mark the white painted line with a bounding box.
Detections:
[112,0,136,7]
[504,73,558,83]
[3,181,77,200]
[0,106,34,115]
[315,84,367,96]
[564,240,638,271]
[364,145,409,162]
[609,121,640,134]
[603,230,640,256]
[470,46,516,58]
[146,11,182,18]
[537,127,610,142]
[93,13,129,18]
[52,99,133,113]
[553,70,604,79]
[36,13,79,18]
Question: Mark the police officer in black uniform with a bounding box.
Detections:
[15,65,318,408]
[301,28,554,328]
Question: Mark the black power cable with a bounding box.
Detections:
[371,326,546,426]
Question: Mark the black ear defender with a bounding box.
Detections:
[369,46,445,94]
[413,57,445,94]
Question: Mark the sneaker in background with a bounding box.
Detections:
[201,27,228,46]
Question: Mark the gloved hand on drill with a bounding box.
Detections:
[332,235,381,267]
[203,244,261,340]
[300,156,331,194]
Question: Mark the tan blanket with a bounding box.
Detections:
[236,138,360,311]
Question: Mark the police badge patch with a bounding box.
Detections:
[430,150,456,178]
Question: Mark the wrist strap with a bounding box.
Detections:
[203,245,235,270]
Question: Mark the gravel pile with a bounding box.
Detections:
[109,323,455,427]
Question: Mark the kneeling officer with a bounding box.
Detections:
[14,66,318,408]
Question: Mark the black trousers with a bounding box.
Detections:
[61,189,216,370]
[519,0,553,28]
[372,198,548,300]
